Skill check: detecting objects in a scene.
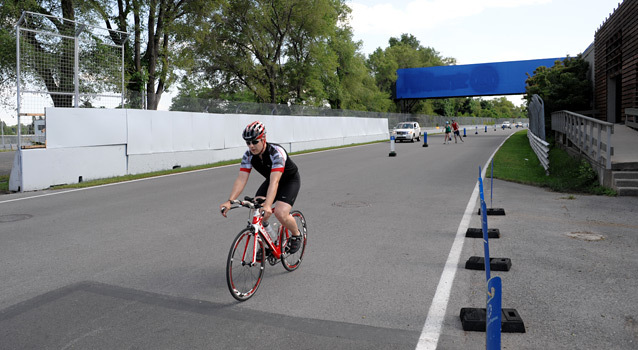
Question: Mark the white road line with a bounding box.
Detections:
[0,164,237,205]
[415,179,480,349]
[415,132,515,350]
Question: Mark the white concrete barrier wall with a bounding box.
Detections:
[10,108,388,191]
[46,108,128,149]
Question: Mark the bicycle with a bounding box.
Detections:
[222,196,307,301]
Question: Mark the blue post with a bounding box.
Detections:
[482,167,503,349]
[486,276,502,350]
[478,168,491,282]
[478,165,484,201]
[485,125,488,133]
[463,128,467,137]
[422,131,428,147]
[480,199,491,281]
[490,159,494,208]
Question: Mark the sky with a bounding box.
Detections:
[345,0,623,105]
[348,0,620,62]
[1,0,625,124]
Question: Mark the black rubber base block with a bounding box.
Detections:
[460,307,526,333]
[465,228,500,238]
[465,256,511,271]
[478,208,506,216]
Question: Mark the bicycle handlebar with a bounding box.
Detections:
[220,196,265,215]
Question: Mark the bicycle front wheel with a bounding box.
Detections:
[226,228,265,301]
[282,210,307,272]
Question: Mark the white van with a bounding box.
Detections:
[393,122,421,142]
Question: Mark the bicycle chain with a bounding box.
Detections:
[267,253,279,266]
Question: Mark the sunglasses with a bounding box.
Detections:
[246,139,261,145]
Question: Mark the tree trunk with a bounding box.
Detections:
[146,0,157,109]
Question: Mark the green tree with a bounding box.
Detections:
[322,21,391,111]
[491,97,517,118]
[366,33,456,113]
[525,55,592,127]
[188,0,353,106]
[94,0,213,110]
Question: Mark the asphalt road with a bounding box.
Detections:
[1,129,637,349]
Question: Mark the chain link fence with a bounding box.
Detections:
[15,11,128,148]
[159,93,508,130]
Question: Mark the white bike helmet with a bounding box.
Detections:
[242,121,266,141]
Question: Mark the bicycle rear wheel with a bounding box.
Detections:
[226,228,265,301]
[281,210,307,271]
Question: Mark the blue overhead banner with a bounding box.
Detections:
[396,58,564,99]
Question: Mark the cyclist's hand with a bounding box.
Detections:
[220,201,231,217]
[261,206,273,222]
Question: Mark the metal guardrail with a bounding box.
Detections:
[526,94,549,173]
[528,94,545,141]
[551,110,614,169]
[527,131,550,174]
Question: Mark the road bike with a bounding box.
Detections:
[222,196,307,301]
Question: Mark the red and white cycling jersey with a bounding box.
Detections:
[240,143,299,182]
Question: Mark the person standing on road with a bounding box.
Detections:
[219,121,302,254]
[451,119,463,143]
[444,121,452,144]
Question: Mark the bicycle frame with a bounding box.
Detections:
[246,207,286,261]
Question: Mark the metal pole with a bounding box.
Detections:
[121,40,125,108]
[16,17,23,192]
[74,24,85,108]
[490,159,494,208]
[74,37,79,107]
[121,34,129,108]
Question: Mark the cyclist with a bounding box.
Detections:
[219,121,302,254]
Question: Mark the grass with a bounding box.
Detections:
[0,135,617,196]
[46,140,384,190]
[0,175,8,194]
[491,130,616,196]
[0,141,382,193]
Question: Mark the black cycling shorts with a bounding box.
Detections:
[256,173,301,206]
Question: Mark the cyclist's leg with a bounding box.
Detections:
[274,201,300,236]
[276,201,303,254]
[255,179,269,202]
[273,176,301,237]
[254,180,270,221]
